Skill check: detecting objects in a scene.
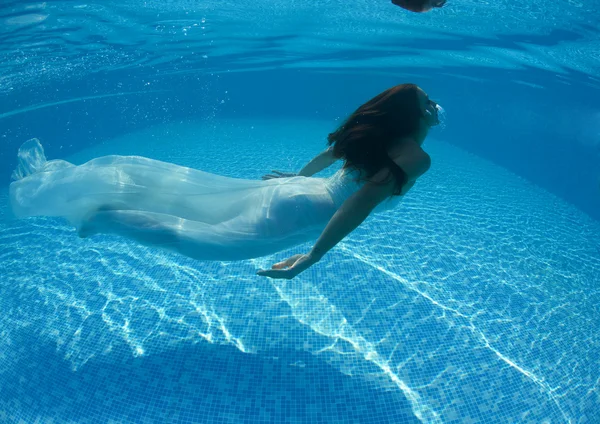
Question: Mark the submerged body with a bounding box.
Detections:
[10,139,401,261]
[10,84,438,278]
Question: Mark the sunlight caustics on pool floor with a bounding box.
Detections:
[0,120,598,423]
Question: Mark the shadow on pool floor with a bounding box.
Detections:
[0,326,419,424]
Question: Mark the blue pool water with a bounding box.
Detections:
[1,1,600,423]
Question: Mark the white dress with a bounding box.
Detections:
[9,139,402,261]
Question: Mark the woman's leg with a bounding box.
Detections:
[77,208,275,261]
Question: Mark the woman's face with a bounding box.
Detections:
[417,88,441,128]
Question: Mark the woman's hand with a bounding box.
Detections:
[257,253,319,279]
[261,170,298,180]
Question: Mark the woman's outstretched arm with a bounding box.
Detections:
[258,141,431,279]
[262,147,338,180]
[257,172,396,279]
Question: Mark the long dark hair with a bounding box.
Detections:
[327,83,424,195]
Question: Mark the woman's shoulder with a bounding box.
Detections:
[387,139,431,180]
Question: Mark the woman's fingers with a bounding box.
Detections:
[257,254,308,278]
[256,268,294,279]
[262,171,283,180]
[272,261,288,270]
[261,170,297,180]
[272,254,303,269]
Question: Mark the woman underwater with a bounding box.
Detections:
[9,83,442,279]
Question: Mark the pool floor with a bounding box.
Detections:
[0,119,598,423]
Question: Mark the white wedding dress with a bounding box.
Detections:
[9,139,402,261]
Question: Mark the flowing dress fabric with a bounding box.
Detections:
[9,139,401,261]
